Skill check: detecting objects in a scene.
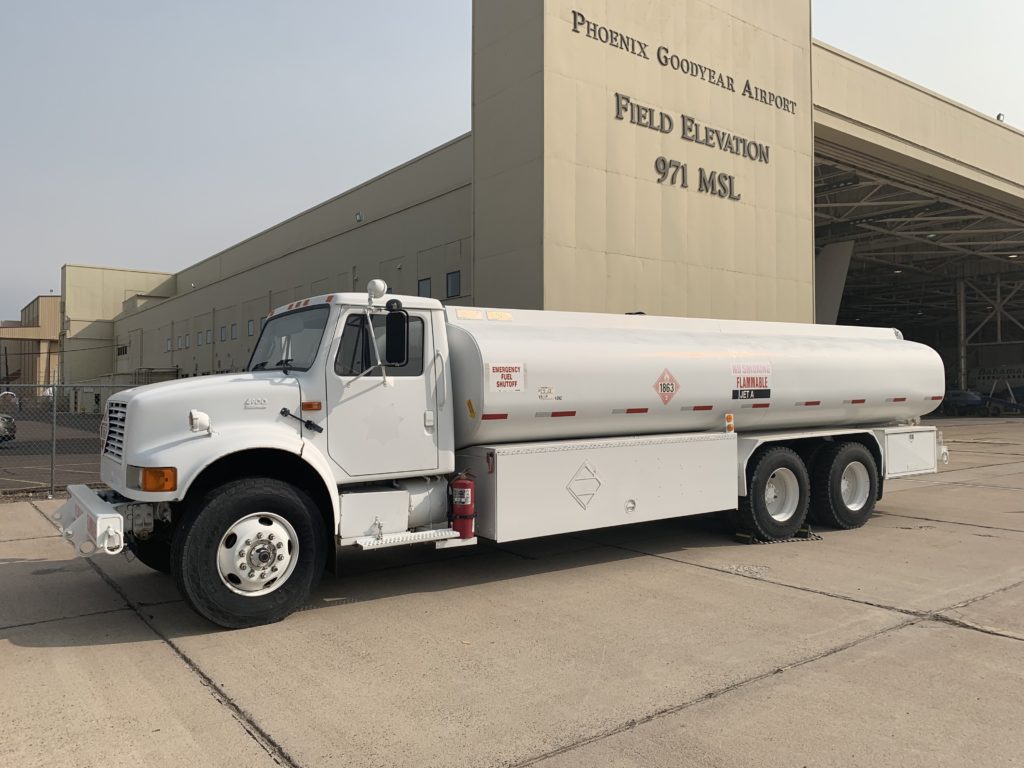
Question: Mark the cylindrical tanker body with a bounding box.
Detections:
[446,307,945,450]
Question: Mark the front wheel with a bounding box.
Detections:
[737,446,810,540]
[128,523,173,574]
[172,478,326,628]
[810,442,878,529]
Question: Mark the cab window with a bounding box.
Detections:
[335,314,424,377]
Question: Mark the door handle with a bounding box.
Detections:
[434,351,447,408]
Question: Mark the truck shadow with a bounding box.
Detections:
[1,513,749,648]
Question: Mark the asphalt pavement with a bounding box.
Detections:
[1,418,1022,767]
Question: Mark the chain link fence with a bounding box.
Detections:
[0,384,136,496]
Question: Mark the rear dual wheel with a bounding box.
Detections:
[810,442,878,529]
[737,447,810,541]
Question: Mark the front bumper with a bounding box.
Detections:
[53,485,126,556]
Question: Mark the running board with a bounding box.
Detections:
[355,528,466,550]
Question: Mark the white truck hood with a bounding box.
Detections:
[101,373,304,497]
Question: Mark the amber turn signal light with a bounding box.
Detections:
[141,467,177,492]
[301,401,322,411]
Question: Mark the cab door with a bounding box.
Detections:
[325,308,439,478]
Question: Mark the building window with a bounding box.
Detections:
[185,334,190,349]
[116,345,128,357]
[206,329,212,344]
[197,332,203,347]
[247,319,254,336]
[418,278,431,297]
[177,336,182,349]
[231,323,238,340]
[446,270,461,298]
[166,338,171,352]
[220,326,226,342]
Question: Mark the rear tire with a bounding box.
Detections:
[737,447,810,540]
[172,478,326,629]
[810,442,878,529]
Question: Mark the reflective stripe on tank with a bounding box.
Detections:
[845,399,867,405]
[481,413,508,420]
[612,408,648,414]
[743,403,771,409]
[795,401,821,406]
[887,397,908,403]
[534,411,576,417]
[689,405,714,411]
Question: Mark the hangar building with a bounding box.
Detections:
[42,0,1024,397]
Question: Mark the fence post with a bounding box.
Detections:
[49,386,57,499]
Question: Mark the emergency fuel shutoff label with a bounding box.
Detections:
[732,362,772,400]
[488,363,524,392]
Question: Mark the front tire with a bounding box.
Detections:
[810,442,878,529]
[737,447,810,540]
[128,523,173,574]
[172,478,326,629]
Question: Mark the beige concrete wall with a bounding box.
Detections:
[471,0,814,319]
[0,296,61,386]
[60,265,174,383]
[472,0,546,309]
[813,43,1024,211]
[544,0,814,319]
[175,134,473,296]
[113,137,474,376]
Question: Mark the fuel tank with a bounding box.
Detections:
[445,307,944,450]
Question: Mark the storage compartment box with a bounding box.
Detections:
[881,427,938,478]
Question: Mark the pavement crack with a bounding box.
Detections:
[510,618,918,767]
[0,606,129,632]
[929,612,1024,642]
[875,511,1023,534]
[0,533,60,543]
[608,544,1024,645]
[83,558,305,768]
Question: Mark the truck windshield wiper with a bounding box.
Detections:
[251,361,268,371]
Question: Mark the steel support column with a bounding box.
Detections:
[956,278,967,390]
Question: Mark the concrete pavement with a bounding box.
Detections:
[1,418,1022,767]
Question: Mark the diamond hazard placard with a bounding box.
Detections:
[653,369,679,405]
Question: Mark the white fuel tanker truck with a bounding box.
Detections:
[55,280,948,627]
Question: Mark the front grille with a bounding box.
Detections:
[103,401,127,462]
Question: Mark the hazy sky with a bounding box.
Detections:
[1,1,1021,316]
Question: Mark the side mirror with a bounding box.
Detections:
[384,311,409,366]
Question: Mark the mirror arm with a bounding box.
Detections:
[364,309,390,387]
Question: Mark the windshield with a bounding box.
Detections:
[247,306,330,372]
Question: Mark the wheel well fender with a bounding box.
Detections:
[181,448,338,556]
[738,430,883,497]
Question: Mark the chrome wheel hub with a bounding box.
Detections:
[217,513,298,597]
[840,461,871,512]
[764,468,800,523]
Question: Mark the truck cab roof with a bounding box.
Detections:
[268,292,444,318]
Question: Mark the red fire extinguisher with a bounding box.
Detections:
[449,471,476,539]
